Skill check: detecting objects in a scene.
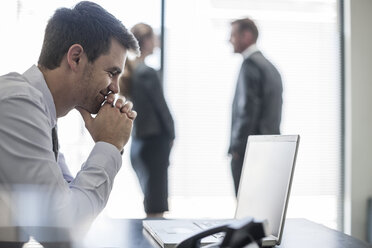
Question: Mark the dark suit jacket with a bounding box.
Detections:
[131,63,175,140]
[229,51,282,155]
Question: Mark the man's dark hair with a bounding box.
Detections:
[231,18,259,42]
[38,1,139,70]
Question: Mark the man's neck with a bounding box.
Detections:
[241,43,259,59]
[39,65,74,118]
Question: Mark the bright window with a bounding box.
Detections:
[0,0,342,231]
[164,0,342,230]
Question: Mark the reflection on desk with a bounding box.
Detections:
[84,218,372,248]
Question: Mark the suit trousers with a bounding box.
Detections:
[231,152,245,197]
[130,135,172,214]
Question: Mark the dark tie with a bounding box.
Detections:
[52,127,59,161]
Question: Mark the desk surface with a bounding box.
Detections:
[84,218,372,248]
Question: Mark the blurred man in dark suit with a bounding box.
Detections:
[228,18,283,196]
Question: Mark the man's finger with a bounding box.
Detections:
[106,93,116,105]
[115,98,125,109]
[120,101,133,114]
[127,110,137,120]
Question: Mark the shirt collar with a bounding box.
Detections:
[242,43,259,59]
[22,65,57,128]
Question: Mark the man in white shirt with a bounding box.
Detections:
[0,1,139,243]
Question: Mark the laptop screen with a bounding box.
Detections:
[235,135,299,241]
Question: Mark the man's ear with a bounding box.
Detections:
[242,30,254,44]
[66,44,84,72]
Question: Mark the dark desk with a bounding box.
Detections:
[84,218,372,248]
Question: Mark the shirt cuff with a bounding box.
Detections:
[86,141,122,177]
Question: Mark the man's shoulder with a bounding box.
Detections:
[243,51,263,64]
[246,52,276,69]
[0,72,43,102]
[134,63,158,80]
[0,71,25,84]
[133,64,160,89]
[243,52,280,77]
[0,72,50,127]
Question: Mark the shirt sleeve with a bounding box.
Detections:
[0,95,122,231]
[58,152,74,183]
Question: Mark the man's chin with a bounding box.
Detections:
[91,106,100,114]
[78,105,100,115]
[90,110,99,115]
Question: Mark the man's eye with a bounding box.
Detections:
[108,72,114,78]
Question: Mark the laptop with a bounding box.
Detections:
[143,135,300,248]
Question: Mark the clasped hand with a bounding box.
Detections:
[76,94,137,152]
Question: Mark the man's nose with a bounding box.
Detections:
[229,37,234,44]
[109,78,119,94]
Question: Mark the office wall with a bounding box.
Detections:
[344,0,372,241]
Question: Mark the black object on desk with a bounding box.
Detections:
[84,218,372,248]
[176,217,268,248]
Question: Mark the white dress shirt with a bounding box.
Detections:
[242,43,260,59]
[0,65,122,232]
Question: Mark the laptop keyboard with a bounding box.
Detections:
[193,220,233,239]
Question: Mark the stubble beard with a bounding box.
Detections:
[80,64,101,114]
